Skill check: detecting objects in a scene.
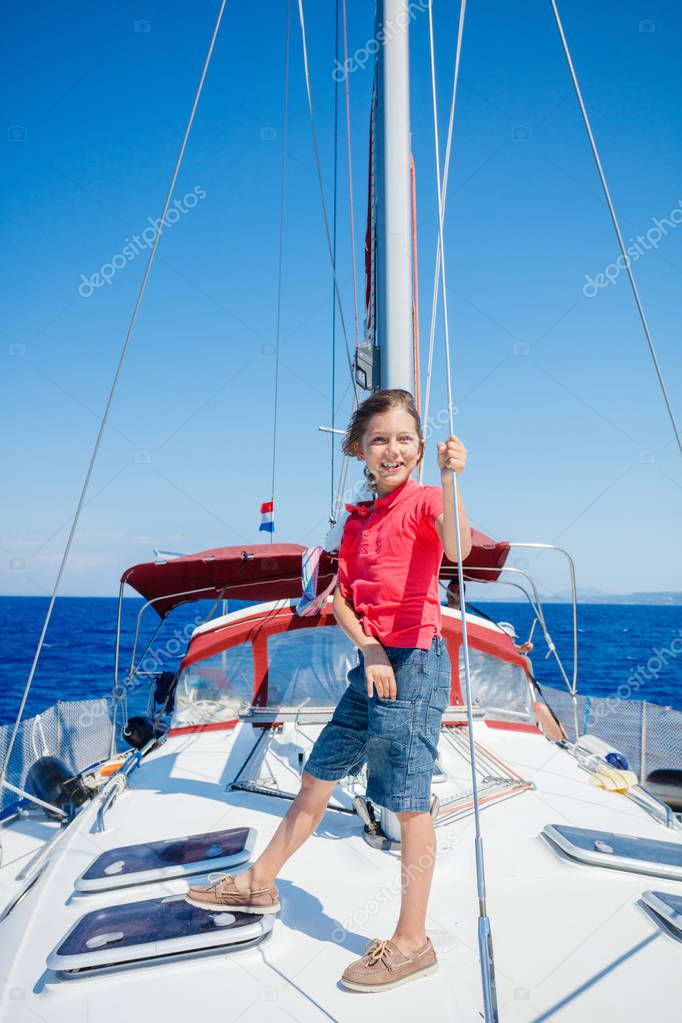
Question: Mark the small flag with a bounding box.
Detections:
[259,500,274,533]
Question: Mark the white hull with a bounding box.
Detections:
[2,708,681,1020]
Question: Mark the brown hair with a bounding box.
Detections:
[342,388,424,493]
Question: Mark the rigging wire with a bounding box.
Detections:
[329,0,367,527]
[327,0,365,529]
[548,0,681,457]
[427,2,499,1021]
[296,0,362,531]
[268,0,293,543]
[0,0,231,789]
[296,0,357,391]
[419,0,466,483]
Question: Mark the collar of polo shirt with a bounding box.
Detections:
[373,476,418,510]
[345,478,419,518]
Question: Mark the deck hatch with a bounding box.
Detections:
[75,826,255,892]
[47,893,272,971]
[640,891,682,940]
[542,824,682,880]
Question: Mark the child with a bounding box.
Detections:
[185,388,471,993]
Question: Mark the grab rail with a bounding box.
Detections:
[93,738,158,833]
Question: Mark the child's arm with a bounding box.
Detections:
[332,587,398,700]
[332,586,373,651]
[435,434,472,563]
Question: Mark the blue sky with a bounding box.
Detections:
[1,0,681,601]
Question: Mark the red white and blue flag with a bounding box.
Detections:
[259,500,274,533]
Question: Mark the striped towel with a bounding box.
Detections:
[295,546,337,617]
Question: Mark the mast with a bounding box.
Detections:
[370,0,415,392]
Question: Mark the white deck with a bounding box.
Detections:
[1,719,681,1021]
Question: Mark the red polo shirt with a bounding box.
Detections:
[337,477,444,649]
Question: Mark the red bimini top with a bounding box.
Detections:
[119,529,508,621]
[337,477,447,649]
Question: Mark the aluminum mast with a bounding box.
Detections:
[374,0,414,392]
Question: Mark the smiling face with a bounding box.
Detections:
[355,408,424,496]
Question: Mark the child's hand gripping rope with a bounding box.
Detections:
[436,434,467,475]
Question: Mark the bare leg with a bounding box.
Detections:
[389,810,436,956]
[232,772,337,893]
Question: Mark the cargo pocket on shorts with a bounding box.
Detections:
[370,695,416,747]
[407,682,450,775]
[367,695,415,789]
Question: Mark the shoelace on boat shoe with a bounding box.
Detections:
[206,872,273,895]
[206,871,234,891]
[364,938,392,966]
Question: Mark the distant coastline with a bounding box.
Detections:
[2,597,681,722]
[1,592,680,605]
[474,592,682,606]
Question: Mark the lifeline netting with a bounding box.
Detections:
[541,685,682,777]
[0,698,116,816]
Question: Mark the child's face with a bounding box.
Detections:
[356,408,423,494]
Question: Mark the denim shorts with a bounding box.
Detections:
[303,634,451,812]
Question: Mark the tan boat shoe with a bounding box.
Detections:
[184,872,281,914]
[340,936,438,992]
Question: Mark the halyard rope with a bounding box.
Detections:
[267,0,293,543]
[297,0,361,528]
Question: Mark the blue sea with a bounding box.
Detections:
[1,597,680,726]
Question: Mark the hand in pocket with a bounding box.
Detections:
[363,643,397,700]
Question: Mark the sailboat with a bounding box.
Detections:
[1,2,682,1020]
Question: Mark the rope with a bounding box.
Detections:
[410,153,421,415]
[331,0,340,518]
[341,0,361,344]
[427,3,498,1020]
[364,81,378,347]
[420,0,466,482]
[268,0,292,543]
[296,0,361,533]
[548,0,681,457]
[296,0,357,398]
[0,0,230,788]
[329,0,366,529]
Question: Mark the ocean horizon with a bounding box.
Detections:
[2,596,680,726]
